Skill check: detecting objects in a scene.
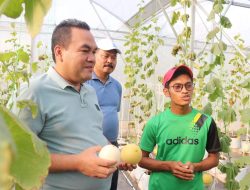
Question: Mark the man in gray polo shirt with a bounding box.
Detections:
[12,19,117,190]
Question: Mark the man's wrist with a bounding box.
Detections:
[71,154,81,172]
[163,161,173,171]
[193,162,201,172]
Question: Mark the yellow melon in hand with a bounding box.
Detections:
[120,144,142,164]
[202,173,213,186]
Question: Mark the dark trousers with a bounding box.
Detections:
[110,141,119,190]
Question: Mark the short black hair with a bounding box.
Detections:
[51,19,90,62]
[165,68,193,88]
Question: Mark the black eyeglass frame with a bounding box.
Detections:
[169,82,195,92]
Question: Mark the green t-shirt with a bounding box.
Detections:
[140,108,221,190]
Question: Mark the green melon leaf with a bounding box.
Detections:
[240,78,250,91]
[171,11,180,25]
[16,100,38,119]
[207,10,215,21]
[0,115,15,190]
[202,103,212,115]
[213,3,223,14]
[24,0,52,38]
[0,52,16,62]
[206,27,220,41]
[240,108,250,124]
[17,49,30,63]
[0,106,50,190]
[0,0,23,18]
[220,16,232,29]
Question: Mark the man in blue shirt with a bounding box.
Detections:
[87,38,122,190]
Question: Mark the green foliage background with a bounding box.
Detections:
[0,1,52,189]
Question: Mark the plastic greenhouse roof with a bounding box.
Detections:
[0,0,250,46]
[41,0,250,46]
[43,0,151,31]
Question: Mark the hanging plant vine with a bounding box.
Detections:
[123,4,164,141]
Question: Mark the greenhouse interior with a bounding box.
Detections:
[1,0,250,189]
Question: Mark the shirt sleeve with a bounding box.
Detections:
[11,84,45,135]
[139,117,157,152]
[206,118,221,153]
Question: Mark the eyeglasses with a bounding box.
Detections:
[169,82,194,92]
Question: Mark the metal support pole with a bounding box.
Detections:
[89,0,112,39]
[121,171,137,190]
[156,0,178,38]
[190,0,196,68]
[222,0,232,16]
[91,0,131,29]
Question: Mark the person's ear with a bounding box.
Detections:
[163,88,170,97]
[54,45,63,62]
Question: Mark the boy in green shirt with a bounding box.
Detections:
[139,65,221,190]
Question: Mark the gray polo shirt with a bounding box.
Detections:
[12,67,111,190]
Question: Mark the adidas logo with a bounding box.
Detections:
[166,136,199,145]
